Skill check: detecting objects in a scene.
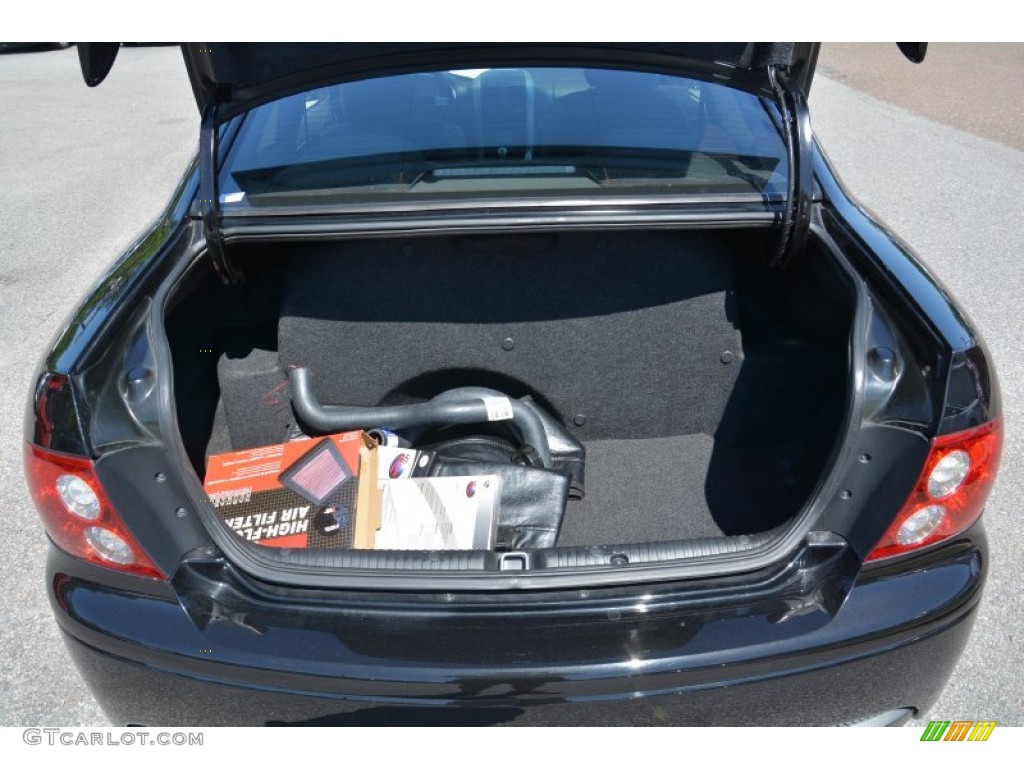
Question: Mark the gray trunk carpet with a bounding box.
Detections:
[557,433,805,546]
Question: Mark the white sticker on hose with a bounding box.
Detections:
[482,396,514,421]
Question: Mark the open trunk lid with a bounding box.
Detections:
[77,43,829,279]
[88,43,822,118]
[180,43,820,119]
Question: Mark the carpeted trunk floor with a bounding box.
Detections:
[557,433,806,546]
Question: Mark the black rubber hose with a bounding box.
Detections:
[287,367,552,467]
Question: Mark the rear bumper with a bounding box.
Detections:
[48,536,985,726]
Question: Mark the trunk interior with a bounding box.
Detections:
[166,228,855,555]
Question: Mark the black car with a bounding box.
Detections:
[25,43,1001,726]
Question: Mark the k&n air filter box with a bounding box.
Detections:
[204,431,381,549]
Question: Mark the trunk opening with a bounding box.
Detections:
[164,226,857,572]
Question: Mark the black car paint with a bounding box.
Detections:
[813,147,1001,435]
[31,157,198,378]
[47,527,984,725]
[27,101,997,722]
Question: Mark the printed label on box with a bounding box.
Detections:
[376,475,500,550]
[204,431,379,549]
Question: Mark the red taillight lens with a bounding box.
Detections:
[866,419,1002,561]
[24,443,164,579]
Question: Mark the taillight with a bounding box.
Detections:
[24,443,164,579]
[866,419,1002,561]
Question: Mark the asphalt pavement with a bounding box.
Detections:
[818,43,1024,151]
[0,44,1021,726]
[0,44,197,727]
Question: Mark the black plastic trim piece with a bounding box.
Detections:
[93,446,214,578]
[531,533,779,568]
[265,531,780,573]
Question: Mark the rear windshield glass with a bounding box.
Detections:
[220,67,786,208]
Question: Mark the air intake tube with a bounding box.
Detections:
[287,366,552,467]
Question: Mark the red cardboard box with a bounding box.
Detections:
[204,431,381,549]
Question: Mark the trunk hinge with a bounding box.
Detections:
[767,65,813,268]
[199,105,242,285]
